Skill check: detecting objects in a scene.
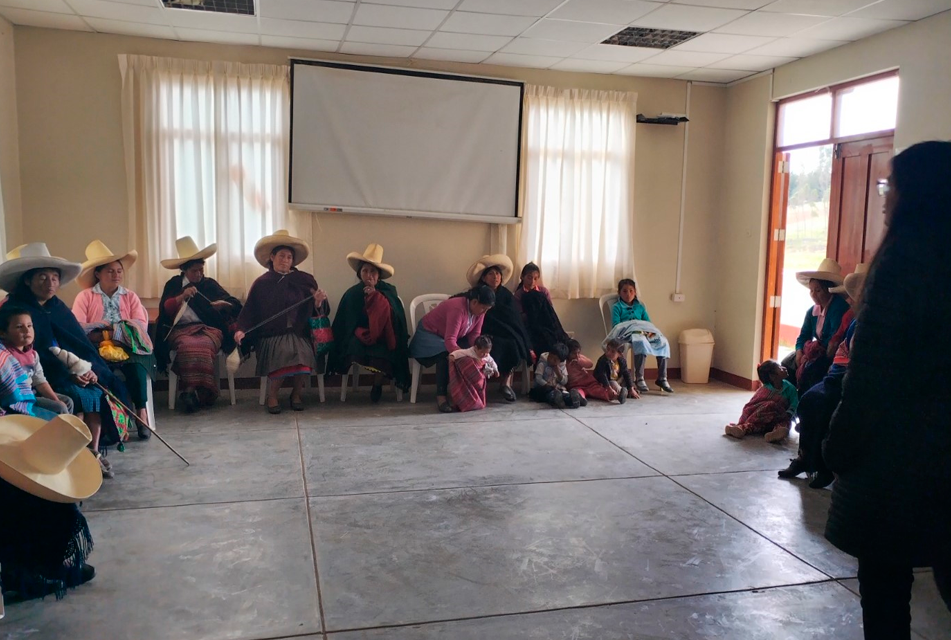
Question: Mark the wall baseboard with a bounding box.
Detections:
[710,368,756,391]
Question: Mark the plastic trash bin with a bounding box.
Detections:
[679,329,715,384]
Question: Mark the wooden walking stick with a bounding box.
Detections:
[94,382,190,467]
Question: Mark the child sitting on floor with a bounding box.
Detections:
[530,342,580,409]
[594,338,638,404]
[725,360,798,443]
[566,339,629,405]
[448,335,499,413]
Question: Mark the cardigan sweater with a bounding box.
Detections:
[420,297,484,354]
[795,294,850,350]
[612,299,650,326]
[72,287,149,332]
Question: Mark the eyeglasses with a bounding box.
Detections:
[876,178,891,197]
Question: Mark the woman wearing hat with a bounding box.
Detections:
[327,244,410,402]
[234,230,329,414]
[156,237,242,413]
[0,414,100,601]
[464,255,532,402]
[71,241,154,438]
[780,257,850,395]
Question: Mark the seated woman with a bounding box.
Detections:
[465,255,531,402]
[780,258,849,396]
[513,262,552,312]
[72,240,154,439]
[156,237,242,413]
[328,244,410,402]
[516,263,570,359]
[0,243,131,477]
[0,414,99,602]
[609,278,673,394]
[235,230,329,414]
[408,285,495,413]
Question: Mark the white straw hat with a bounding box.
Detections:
[796,257,844,287]
[253,230,310,269]
[466,254,514,288]
[0,243,83,293]
[346,243,395,279]
[160,236,217,270]
[78,240,138,289]
[831,263,869,298]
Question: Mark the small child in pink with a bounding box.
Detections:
[565,339,622,405]
[725,360,798,443]
[448,335,499,412]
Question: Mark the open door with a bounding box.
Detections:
[761,151,790,363]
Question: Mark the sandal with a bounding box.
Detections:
[96,453,114,479]
[290,397,304,411]
[266,402,282,414]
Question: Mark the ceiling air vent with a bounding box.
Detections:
[162,0,254,15]
[602,27,699,50]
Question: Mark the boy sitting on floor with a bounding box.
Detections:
[530,342,580,409]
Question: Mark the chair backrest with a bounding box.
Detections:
[598,293,618,336]
[409,294,450,337]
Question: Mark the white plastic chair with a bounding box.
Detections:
[598,293,618,337]
[168,350,237,409]
[340,296,405,402]
[258,363,324,405]
[408,294,450,404]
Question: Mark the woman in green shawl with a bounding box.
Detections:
[328,244,410,402]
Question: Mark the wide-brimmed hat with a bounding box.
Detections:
[0,243,83,293]
[5,244,27,260]
[830,263,869,298]
[77,240,138,289]
[466,254,514,288]
[161,236,217,270]
[796,258,844,287]
[346,243,394,280]
[0,414,102,503]
[254,230,310,269]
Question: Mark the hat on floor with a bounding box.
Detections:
[77,240,138,289]
[830,263,869,299]
[796,258,844,287]
[161,236,217,270]
[0,243,83,293]
[346,243,394,280]
[0,414,102,503]
[254,230,310,269]
[466,254,514,288]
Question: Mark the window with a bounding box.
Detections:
[777,93,832,147]
[834,74,899,137]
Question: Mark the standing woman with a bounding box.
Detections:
[156,237,242,412]
[823,141,951,639]
[235,230,329,414]
[465,255,531,402]
[72,240,154,439]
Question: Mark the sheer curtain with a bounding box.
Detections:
[519,85,638,299]
[119,54,307,299]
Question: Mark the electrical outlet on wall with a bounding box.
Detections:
[670,293,685,303]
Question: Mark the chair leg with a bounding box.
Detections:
[168,370,177,410]
[340,365,351,402]
[259,377,267,405]
[521,366,530,394]
[146,378,156,432]
[317,374,325,403]
[227,369,236,406]
[410,361,421,404]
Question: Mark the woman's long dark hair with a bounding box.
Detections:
[465,284,496,307]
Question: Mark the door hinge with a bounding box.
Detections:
[777,160,789,173]
[768,296,782,308]
[834,144,841,159]
[773,228,786,241]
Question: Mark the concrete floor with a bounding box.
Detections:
[3,381,950,639]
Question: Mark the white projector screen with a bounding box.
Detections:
[290,60,523,223]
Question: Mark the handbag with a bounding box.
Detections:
[309,315,334,357]
[101,390,131,451]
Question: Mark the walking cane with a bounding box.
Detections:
[95,383,190,467]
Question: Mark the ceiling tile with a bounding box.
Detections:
[793,16,908,40]
[456,0,563,16]
[484,51,562,68]
[441,12,537,36]
[365,0,458,8]
[425,31,512,51]
[0,0,72,13]
[759,0,876,16]
[632,4,749,31]
[715,10,830,35]
[675,32,775,52]
[669,0,773,8]
[261,34,340,51]
[258,0,355,24]
[174,27,260,45]
[0,7,92,29]
[353,4,448,30]
[549,0,663,24]
[617,62,694,77]
[260,17,345,39]
[339,42,418,57]
[644,49,732,66]
[65,0,161,22]
[502,37,587,56]
[847,0,951,21]
[165,8,259,33]
[84,17,177,38]
[346,25,432,46]
[574,42,659,62]
[678,68,753,82]
[523,19,625,42]
[744,35,847,56]
[413,47,492,62]
[551,58,630,73]
[707,52,797,69]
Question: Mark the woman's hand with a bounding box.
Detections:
[363,285,375,296]
[234,330,246,345]
[795,349,804,367]
[628,386,640,400]
[313,289,328,308]
[72,371,98,387]
[181,287,198,302]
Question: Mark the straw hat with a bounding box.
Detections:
[254,230,310,269]
[160,236,217,270]
[346,243,394,280]
[0,243,83,293]
[0,414,102,503]
[77,240,138,290]
[796,257,844,287]
[5,244,27,260]
[466,254,514,288]
[831,263,869,299]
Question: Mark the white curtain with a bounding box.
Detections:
[519,85,638,299]
[119,54,307,299]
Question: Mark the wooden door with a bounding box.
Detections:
[761,151,790,363]
[827,136,893,274]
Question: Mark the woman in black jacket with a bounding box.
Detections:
[822,141,951,639]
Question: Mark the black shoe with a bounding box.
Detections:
[370,384,383,403]
[578,395,588,407]
[635,380,650,394]
[180,391,199,413]
[778,457,807,479]
[809,470,835,489]
[136,420,151,440]
[65,564,96,589]
[500,385,516,402]
[657,380,674,393]
[267,403,282,414]
[568,389,582,409]
[551,392,566,409]
[438,401,453,413]
[618,388,628,404]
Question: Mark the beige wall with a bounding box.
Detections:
[0,15,21,251]
[13,26,728,367]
